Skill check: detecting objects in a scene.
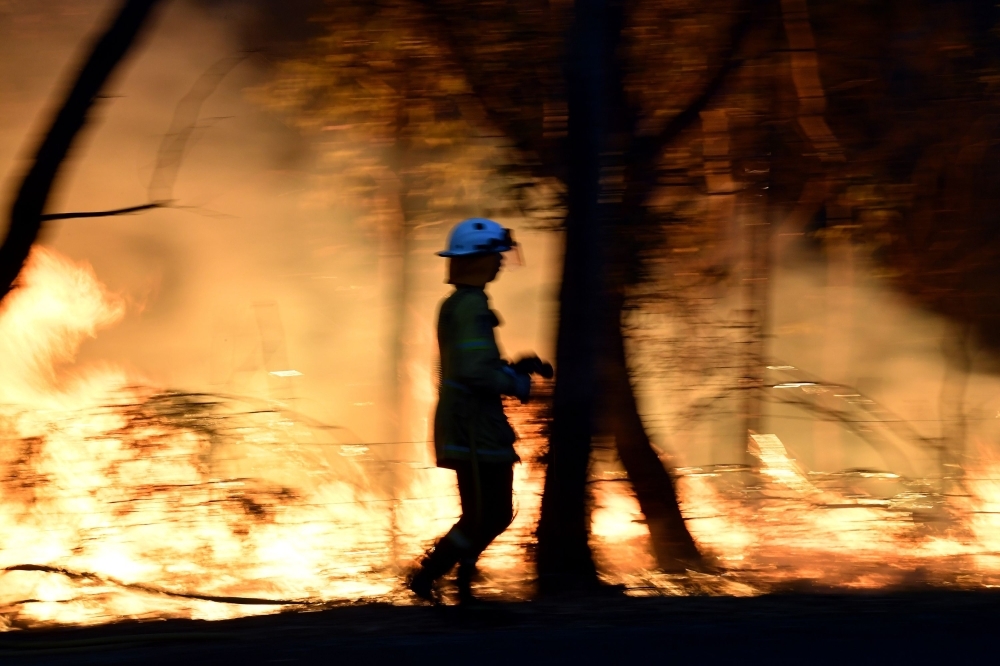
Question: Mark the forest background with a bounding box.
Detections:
[2,0,1000,591]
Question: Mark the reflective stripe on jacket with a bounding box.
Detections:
[433,286,519,468]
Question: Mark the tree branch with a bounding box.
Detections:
[629,0,757,171]
[40,201,166,222]
[415,0,562,183]
[0,0,165,301]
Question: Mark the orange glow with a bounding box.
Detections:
[3,248,1000,630]
[0,248,540,627]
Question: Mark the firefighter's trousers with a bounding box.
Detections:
[421,461,514,579]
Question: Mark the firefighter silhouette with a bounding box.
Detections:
[407,218,551,604]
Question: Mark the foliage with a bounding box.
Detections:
[248,0,563,237]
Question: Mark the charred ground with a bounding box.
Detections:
[1,590,998,664]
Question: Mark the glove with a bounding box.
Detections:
[511,355,554,379]
[501,365,532,403]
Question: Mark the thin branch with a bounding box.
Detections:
[40,201,166,221]
[12,50,250,249]
[5,564,318,606]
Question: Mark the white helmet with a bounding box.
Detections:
[437,218,517,257]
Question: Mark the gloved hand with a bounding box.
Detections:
[511,354,554,379]
[501,365,531,402]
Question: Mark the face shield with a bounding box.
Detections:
[487,228,523,267]
[503,230,523,267]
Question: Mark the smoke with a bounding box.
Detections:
[0,0,992,506]
[627,229,1000,479]
[9,2,1000,616]
[4,0,997,510]
[0,3,564,621]
[0,0,559,444]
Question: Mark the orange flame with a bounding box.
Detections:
[4,248,1000,630]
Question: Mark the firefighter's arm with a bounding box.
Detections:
[452,295,521,396]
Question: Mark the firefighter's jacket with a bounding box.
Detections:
[433,285,519,469]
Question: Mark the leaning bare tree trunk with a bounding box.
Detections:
[596,0,757,572]
[0,0,164,302]
[602,293,703,569]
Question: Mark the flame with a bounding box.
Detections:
[675,436,1000,592]
[5,248,1000,630]
[0,248,547,628]
[0,248,126,406]
[0,249,393,627]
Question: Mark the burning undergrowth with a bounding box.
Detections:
[0,385,401,628]
[4,247,1000,629]
[668,446,1000,593]
[0,249,412,628]
[0,247,553,627]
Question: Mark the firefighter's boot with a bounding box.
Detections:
[407,537,462,603]
[456,557,479,605]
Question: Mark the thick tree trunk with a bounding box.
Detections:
[536,0,611,594]
[0,0,164,301]
[603,2,758,571]
[540,0,757,582]
[600,22,703,571]
[602,292,703,570]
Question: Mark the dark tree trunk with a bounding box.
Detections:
[540,0,736,585]
[595,1,759,572]
[601,201,705,571]
[0,0,164,302]
[536,0,613,593]
[601,292,703,570]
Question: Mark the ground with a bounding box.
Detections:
[1,590,997,664]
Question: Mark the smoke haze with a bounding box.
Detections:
[0,0,559,445]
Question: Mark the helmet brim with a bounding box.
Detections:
[437,247,512,258]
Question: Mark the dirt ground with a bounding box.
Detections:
[1,590,997,664]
